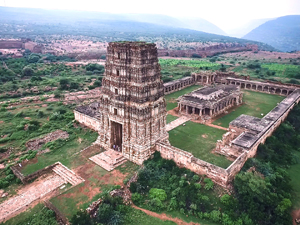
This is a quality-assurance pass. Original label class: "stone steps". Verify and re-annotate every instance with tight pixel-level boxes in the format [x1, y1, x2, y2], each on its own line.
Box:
[52, 163, 84, 186]
[89, 149, 127, 171]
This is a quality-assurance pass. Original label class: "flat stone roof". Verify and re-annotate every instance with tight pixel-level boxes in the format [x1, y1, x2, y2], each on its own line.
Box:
[232, 132, 258, 149]
[164, 77, 192, 87]
[232, 89, 300, 149]
[179, 85, 240, 106]
[75, 102, 100, 118]
[230, 114, 270, 133]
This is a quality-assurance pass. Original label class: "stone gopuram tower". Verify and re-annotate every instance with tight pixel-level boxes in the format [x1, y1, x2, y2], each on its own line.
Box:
[97, 42, 168, 164]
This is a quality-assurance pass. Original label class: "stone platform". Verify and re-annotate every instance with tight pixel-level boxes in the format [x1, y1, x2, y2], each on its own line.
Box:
[0, 174, 65, 223]
[89, 149, 127, 171]
[166, 116, 190, 131]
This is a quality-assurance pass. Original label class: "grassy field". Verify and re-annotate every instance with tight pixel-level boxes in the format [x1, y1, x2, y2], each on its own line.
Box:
[159, 58, 222, 82]
[166, 114, 178, 124]
[21, 129, 98, 175]
[126, 208, 176, 225]
[261, 63, 300, 78]
[165, 85, 201, 111]
[168, 121, 231, 168]
[288, 151, 300, 209]
[213, 90, 284, 128]
[2, 203, 54, 225]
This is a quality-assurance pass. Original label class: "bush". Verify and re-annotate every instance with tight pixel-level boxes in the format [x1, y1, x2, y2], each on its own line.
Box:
[131, 193, 143, 205]
[149, 188, 167, 201]
[204, 178, 214, 190]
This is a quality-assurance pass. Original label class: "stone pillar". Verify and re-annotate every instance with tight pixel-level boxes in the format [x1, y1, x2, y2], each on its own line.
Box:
[199, 109, 202, 116]
[192, 107, 195, 114]
[186, 106, 188, 114]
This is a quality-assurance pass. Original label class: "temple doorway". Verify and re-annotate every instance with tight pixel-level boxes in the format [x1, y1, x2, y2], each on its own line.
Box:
[111, 121, 122, 152]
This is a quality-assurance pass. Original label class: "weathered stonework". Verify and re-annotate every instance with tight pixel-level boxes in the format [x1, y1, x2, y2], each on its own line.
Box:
[75, 42, 168, 165]
[74, 41, 300, 188]
[226, 77, 295, 96]
[178, 85, 243, 120]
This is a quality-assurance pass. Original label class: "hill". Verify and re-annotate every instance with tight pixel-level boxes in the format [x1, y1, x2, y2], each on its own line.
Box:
[0, 7, 275, 51]
[228, 18, 275, 38]
[243, 15, 300, 52]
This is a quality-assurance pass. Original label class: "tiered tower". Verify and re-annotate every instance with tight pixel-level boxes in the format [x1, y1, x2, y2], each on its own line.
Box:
[98, 42, 168, 164]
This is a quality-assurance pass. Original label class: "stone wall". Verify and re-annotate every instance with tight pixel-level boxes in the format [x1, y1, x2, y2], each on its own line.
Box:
[74, 110, 100, 131]
[0, 40, 23, 49]
[44, 200, 69, 225]
[226, 77, 295, 96]
[11, 163, 59, 184]
[157, 44, 254, 58]
[156, 141, 229, 187]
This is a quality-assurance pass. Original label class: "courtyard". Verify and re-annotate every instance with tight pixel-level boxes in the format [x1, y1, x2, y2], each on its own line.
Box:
[212, 90, 285, 127]
[168, 121, 231, 168]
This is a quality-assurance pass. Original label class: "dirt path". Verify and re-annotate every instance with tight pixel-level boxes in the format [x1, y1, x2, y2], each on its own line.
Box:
[204, 122, 228, 131]
[292, 208, 300, 225]
[132, 204, 200, 225]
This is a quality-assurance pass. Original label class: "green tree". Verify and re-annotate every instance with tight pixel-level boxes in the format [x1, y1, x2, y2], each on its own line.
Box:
[22, 66, 34, 77]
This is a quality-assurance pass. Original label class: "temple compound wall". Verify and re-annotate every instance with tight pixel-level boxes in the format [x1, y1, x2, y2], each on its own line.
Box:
[226, 77, 295, 96]
[156, 89, 300, 187]
[163, 71, 249, 95]
[74, 42, 300, 187]
[164, 77, 194, 94]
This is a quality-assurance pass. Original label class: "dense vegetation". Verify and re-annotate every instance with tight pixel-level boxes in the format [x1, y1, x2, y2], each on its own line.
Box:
[0, 53, 104, 100]
[159, 58, 228, 82]
[128, 104, 300, 225]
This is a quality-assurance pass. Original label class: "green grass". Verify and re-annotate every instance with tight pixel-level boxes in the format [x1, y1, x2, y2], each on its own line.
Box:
[261, 63, 300, 78]
[159, 59, 220, 69]
[165, 85, 201, 111]
[168, 121, 231, 168]
[126, 208, 176, 225]
[2, 203, 53, 225]
[166, 211, 219, 225]
[166, 114, 178, 124]
[287, 151, 300, 209]
[21, 129, 98, 175]
[213, 90, 284, 128]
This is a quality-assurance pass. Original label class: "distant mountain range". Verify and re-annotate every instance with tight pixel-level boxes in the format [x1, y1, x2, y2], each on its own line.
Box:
[0, 7, 275, 51]
[227, 18, 275, 38]
[243, 15, 300, 52]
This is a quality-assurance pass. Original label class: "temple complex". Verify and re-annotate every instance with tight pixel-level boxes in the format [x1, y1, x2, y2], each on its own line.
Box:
[178, 85, 243, 120]
[74, 41, 300, 187]
[75, 42, 168, 165]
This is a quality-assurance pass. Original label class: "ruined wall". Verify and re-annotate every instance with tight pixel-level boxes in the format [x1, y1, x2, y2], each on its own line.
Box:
[158, 44, 254, 58]
[0, 40, 23, 49]
[156, 141, 229, 187]
[11, 163, 59, 184]
[74, 110, 100, 131]
[0, 39, 43, 53]
[44, 200, 69, 225]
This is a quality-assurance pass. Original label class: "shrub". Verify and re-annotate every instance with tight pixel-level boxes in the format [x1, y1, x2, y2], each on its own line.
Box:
[149, 188, 167, 201]
[204, 178, 214, 190]
[131, 193, 143, 205]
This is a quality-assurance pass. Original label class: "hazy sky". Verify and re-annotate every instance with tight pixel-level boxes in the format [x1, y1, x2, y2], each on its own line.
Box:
[1, 0, 300, 32]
